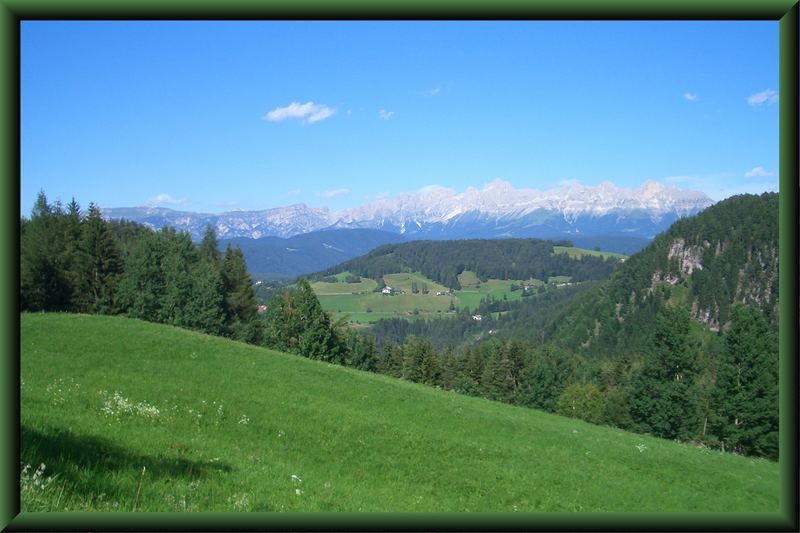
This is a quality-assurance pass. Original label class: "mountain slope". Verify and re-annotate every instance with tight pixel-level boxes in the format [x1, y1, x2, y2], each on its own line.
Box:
[221, 228, 406, 278]
[21, 313, 778, 513]
[547, 193, 778, 358]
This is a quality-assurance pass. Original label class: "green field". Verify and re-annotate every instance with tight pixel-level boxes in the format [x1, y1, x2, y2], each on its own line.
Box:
[310, 272, 378, 295]
[553, 246, 628, 260]
[314, 272, 457, 323]
[21, 313, 779, 513]
[314, 271, 556, 323]
[456, 272, 544, 310]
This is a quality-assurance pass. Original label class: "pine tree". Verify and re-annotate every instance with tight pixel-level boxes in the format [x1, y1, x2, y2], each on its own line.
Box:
[515, 346, 572, 411]
[715, 305, 778, 458]
[439, 346, 459, 390]
[263, 279, 342, 361]
[117, 230, 167, 321]
[198, 225, 221, 265]
[629, 306, 700, 441]
[222, 245, 261, 343]
[379, 343, 405, 378]
[81, 203, 122, 314]
[402, 336, 439, 385]
[183, 260, 227, 336]
[20, 191, 71, 311]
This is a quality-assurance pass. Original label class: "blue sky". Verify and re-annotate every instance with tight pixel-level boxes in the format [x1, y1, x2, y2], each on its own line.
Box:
[21, 21, 779, 215]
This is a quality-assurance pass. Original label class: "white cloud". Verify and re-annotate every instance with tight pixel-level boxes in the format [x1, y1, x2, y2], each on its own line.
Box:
[683, 92, 698, 102]
[263, 101, 336, 124]
[378, 109, 395, 120]
[744, 166, 774, 178]
[425, 87, 441, 96]
[747, 89, 778, 107]
[146, 193, 185, 207]
[285, 188, 301, 196]
[320, 188, 350, 198]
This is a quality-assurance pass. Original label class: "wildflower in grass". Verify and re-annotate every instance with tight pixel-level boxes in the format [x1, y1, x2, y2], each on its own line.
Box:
[238, 415, 249, 425]
[295, 489, 302, 496]
[46, 378, 80, 406]
[636, 443, 647, 453]
[20, 462, 57, 510]
[277, 430, 285, 438]
[291, 474, 302, 483]
[228, 492, 251, 511]
[98, 390, 160, 421]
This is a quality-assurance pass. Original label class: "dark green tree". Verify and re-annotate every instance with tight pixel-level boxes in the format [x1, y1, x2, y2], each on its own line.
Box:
[439, 346, 459, 390]
[80, 203, 122, 314]
[263, 279, 342, 362]
[20, 191, 71, 311]
[198, 225, 221, 265]
[516, 346, 573, 411]
[629, 306, 700, 441]
[402, 336, 439, 385]
[714, 305, 778, 458]
[222, 245, 262, 343]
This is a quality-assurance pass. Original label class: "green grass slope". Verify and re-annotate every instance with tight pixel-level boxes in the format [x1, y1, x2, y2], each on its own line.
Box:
[21, 314, 778, 512]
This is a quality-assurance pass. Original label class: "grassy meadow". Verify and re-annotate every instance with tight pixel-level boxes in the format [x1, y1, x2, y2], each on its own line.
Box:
[314, 272, 457, 324]
[20, 313, 779, 513]
[552, 246, 627, 260]
[313, 270, 563, 323]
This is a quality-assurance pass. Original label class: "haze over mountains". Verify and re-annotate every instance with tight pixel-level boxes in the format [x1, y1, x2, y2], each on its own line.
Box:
[102, 180, 714, 253]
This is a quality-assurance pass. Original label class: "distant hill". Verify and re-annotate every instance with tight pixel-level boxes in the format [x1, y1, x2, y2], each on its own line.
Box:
[220, 229, 406, 279]
[547, 193, 779, 358]
[315, 238, 623, 289]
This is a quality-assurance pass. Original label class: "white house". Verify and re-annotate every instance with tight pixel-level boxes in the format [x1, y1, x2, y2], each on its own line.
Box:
[381, 286, 393, 295]
[472, 314, 482, 321]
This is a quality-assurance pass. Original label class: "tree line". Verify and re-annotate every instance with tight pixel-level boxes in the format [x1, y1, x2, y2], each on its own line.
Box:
[21, 192, 262, 343]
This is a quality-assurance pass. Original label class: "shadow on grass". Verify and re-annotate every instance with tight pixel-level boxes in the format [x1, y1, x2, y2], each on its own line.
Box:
[21, 424, 233, 485]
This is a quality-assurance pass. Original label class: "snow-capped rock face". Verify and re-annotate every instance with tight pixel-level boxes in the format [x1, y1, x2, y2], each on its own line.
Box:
[102, 180, 713, 242]
[331, 179, 712, 232]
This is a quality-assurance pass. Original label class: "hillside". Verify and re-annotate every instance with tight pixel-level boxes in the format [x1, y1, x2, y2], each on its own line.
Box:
[20, 314, 778, 513]
[221, 228, 406, 279]
[316, 239, 622, 290]
[547, 193, 778, 358]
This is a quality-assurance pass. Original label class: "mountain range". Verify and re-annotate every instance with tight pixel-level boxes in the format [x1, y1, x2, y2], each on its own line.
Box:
[102, 180, 714, 255]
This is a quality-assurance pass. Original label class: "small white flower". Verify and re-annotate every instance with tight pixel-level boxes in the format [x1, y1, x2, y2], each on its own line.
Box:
[295, 488, 302, 496]
[291, 474, 302, 483]
[636, 443, 647, 453]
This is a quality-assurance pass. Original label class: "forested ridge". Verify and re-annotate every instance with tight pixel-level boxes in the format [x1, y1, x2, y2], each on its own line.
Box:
[546, 193, 779, 359]
[315, 238, 621, 289]
[20, 191, 779, 459]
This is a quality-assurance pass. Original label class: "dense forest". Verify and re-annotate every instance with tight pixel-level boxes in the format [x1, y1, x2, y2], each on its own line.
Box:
[315, 238, 621, 289]
[20, 192, 779, 460]
[368, 282, 596, 350]
[20, 193, 263, 344]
